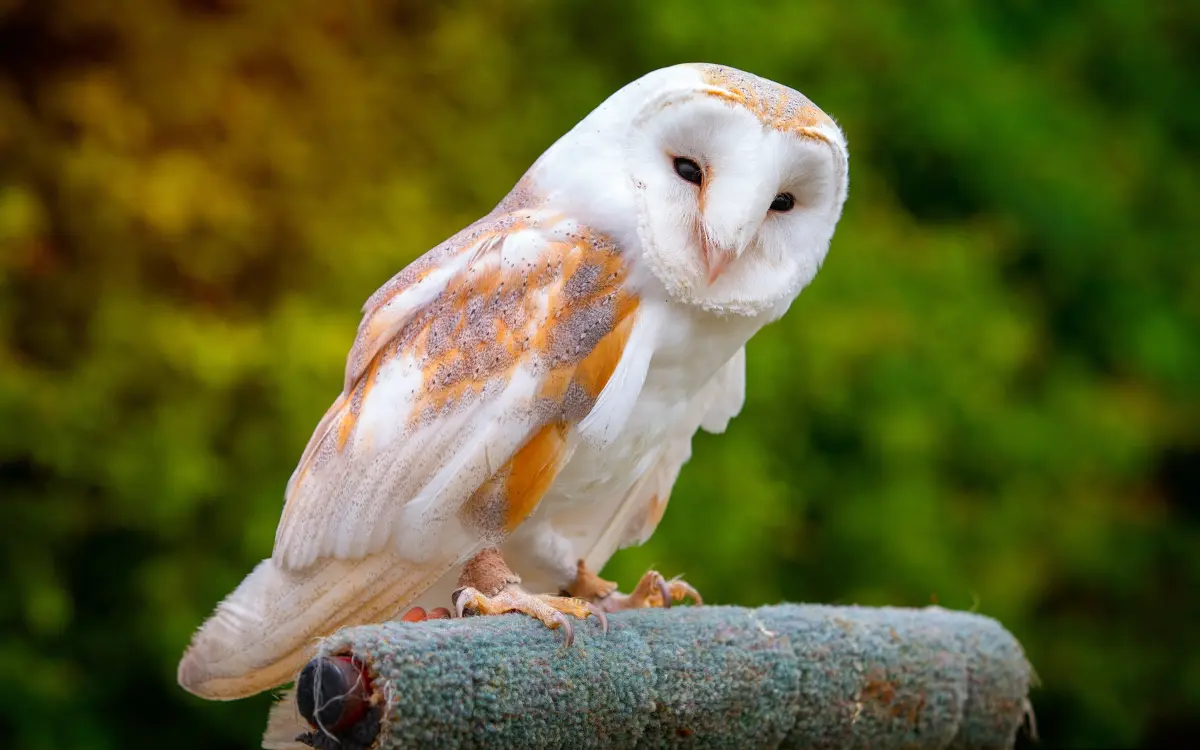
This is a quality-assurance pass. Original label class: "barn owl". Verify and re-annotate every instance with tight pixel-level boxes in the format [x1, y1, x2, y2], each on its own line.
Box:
[179, 62, 849, 700]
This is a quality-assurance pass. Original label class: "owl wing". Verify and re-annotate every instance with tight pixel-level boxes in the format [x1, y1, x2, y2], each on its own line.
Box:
[273, 209, 657, 571]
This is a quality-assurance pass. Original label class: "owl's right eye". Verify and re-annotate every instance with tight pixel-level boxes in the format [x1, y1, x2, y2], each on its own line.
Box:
[673, 157, 703, 186]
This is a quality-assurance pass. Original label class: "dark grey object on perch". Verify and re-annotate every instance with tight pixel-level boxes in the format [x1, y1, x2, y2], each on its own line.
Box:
[263, 603, 1033, 750]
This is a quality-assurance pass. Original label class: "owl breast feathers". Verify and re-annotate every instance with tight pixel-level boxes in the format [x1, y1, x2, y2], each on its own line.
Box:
[178, 62, 849, 701]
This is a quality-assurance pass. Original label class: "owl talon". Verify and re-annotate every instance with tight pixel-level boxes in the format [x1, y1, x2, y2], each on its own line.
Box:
[452, 586, 480, 619]
[555, 610, 575, 647]
[657, 576, 673, 609]
[587, 602, 609, 634]
[450, 584, 597, 646]
[585, 568, 703, 613]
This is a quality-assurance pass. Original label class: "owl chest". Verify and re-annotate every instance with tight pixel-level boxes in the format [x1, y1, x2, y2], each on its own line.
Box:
[551, 304, 759, 505]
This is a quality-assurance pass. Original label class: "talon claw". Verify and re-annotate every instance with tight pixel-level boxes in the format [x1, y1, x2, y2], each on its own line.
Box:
[657, 576, 673, 609]
[554, 611, 574, 647]
[587, 602, 609, 634]
[453, 588, 472, 618]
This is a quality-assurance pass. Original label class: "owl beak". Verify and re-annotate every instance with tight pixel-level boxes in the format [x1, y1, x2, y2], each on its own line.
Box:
[704, 242, 737, 285]
[700, 186, 762, 285]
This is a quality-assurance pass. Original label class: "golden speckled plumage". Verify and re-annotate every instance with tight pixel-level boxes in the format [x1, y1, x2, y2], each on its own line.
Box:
[699, 64, 835, 140]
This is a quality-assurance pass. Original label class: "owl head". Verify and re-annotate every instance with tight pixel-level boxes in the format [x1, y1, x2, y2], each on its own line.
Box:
[531, 63, 849, 318]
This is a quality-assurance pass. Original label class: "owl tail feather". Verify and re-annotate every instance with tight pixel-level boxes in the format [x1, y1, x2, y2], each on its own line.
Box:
[178, 552, 440, 700]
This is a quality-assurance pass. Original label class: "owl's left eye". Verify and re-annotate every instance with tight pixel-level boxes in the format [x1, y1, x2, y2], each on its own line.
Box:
[770, 193, 795, 212]
[673, 157, 703, 186]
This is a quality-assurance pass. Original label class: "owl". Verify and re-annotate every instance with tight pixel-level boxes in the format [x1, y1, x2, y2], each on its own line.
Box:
[179, 62, 849, 700]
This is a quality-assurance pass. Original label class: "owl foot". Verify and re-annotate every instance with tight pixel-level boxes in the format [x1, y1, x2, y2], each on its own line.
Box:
[450, 547, 604, 646]
[452, 587, 605, 646]
[567, 560, 702, 612]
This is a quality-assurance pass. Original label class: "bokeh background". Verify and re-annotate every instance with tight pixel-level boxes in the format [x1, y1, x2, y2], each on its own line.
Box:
[1, 1, 1197, 748]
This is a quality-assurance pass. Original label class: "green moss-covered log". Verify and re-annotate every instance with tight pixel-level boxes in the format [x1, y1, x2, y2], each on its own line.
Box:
[264, 604, 1033, 750]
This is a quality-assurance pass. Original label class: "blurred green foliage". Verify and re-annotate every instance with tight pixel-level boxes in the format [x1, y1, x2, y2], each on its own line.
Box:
[0, 1, 1196, 748]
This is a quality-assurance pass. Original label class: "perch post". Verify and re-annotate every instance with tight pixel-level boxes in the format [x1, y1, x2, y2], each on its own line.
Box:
[264, 603, 1034, 750]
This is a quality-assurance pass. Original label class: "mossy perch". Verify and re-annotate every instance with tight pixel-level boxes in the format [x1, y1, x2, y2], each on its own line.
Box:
[263, 603, 1034, 750]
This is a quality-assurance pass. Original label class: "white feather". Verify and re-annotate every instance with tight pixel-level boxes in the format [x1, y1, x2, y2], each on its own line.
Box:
[699, 346, 746, 434]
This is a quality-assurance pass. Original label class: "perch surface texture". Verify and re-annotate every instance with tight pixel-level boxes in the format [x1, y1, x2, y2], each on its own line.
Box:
[264, 603, 1033, 750]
